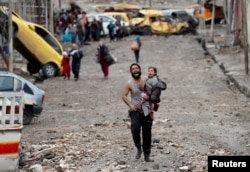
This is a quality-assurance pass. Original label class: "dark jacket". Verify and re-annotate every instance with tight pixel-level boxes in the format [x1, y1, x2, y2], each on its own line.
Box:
[96, 45, 109, 63]
[69, 49, 83, 64]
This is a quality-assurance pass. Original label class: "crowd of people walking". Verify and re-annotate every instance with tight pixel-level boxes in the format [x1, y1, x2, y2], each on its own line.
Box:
[55, 2, 128, 47]
[56, 2, 135, 81]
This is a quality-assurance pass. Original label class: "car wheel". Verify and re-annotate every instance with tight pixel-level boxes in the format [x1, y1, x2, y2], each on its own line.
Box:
[23, 107, 33, 125]
[42, 63, 57, 78]
[142, 27, 152, 35]
[27, 62, 41, 74]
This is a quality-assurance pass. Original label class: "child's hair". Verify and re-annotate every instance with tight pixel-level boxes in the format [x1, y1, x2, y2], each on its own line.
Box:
[148, 66, 157, 75]
[145, 67, 158, 91]
[63, 51, 68, 57]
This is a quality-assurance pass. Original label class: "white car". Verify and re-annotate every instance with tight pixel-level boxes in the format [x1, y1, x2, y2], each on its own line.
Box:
[86, 13, 130, 35]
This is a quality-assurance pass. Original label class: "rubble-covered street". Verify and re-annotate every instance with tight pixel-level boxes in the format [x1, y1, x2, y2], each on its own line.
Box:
[18, 33, 250, 171]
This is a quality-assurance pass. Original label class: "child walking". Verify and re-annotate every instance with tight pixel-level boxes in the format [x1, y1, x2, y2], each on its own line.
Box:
[61, 51, 71, 79]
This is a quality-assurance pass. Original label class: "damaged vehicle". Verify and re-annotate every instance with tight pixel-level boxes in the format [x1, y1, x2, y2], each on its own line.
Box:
[187, 0, 225, 24]
[0, 6, 63, 78]
[130, 9, 190, 35]
[95, 3, 141, 13]
[161, 9, 199, 34]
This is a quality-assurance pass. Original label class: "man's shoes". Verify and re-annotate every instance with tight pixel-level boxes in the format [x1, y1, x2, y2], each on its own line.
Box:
[144, 155, 154, 162]
[135, 150, 142, 159]
[135, 144, 142, 159]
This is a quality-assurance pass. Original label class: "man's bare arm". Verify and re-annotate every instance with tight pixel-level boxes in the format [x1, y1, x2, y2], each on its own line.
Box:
[122, 82, 136, 111]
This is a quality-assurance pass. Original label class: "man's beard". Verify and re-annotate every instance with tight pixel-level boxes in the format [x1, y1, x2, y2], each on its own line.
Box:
[131, 71, 141, 80]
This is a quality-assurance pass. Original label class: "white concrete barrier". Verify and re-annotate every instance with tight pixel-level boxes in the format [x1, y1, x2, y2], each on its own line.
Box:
[0, 92, 24, 172]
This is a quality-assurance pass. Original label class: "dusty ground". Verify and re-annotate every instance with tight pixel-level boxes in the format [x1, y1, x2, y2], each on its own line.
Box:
[16, 32, 250, 172]
[8, 0, 249, 171]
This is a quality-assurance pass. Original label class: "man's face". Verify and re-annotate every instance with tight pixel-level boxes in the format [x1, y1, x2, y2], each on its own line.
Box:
[131, 65, 141, 79]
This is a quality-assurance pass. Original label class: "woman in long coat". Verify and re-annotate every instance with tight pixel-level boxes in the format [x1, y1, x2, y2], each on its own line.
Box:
[96, 41, 110, 79]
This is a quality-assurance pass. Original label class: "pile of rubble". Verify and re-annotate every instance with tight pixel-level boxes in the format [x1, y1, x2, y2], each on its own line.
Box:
[19, 118, 234, 172]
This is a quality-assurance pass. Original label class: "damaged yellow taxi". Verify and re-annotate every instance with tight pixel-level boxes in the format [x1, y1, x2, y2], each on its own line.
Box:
[130, 9, 191, 35]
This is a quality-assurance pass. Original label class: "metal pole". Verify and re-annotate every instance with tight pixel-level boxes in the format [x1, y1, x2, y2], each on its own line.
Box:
[242, 0, 249, 75]
[8, 0, 13, 72]
[227, 0, 231, 34]
[210, 0, 215, 41]
[45, 0, 48, 28]
[198, 0, 206, 36]
[50, 0, 54, 34]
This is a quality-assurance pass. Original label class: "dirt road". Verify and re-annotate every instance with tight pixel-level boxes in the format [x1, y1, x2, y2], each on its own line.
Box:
[18, 34, 250, 172]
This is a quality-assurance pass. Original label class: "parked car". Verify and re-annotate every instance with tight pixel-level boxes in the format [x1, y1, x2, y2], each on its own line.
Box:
[86, 13, 130, 36]
[129, 9, 164, 35]
[0, 71, 45, 125]
[0, 6, 63, 78]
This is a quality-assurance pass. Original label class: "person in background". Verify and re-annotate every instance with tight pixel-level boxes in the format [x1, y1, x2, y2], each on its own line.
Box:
[69, 43, 83, 81]
[84, 16, 91, 43]
[115, 16, 122, 41]
[96, 40, 110, 79]
[107, 21, 116, 42]
[79, 11, 87, 42]
[98, 18, 105, 37]
[58, 10, 67, 35]
[122, 63, 154, 162]
[90, 18, 101, 41]
[72, 23, 85, 47]
[0, 45, 9, 68]
[134, 35, 142, 63]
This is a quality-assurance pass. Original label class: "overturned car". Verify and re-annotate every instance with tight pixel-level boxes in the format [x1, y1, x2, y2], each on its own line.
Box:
[0, 6, 63, 78]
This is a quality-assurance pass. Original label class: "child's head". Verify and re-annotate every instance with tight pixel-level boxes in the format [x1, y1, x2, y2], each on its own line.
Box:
[148, 66, 157, 78]
[144, 66, 158, 93]
[63, 51, 68, 58]
[98, 40, 104, 47]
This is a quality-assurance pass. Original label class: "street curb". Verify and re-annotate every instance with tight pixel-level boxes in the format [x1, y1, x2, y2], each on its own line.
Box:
[198, 38, 250, 98]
